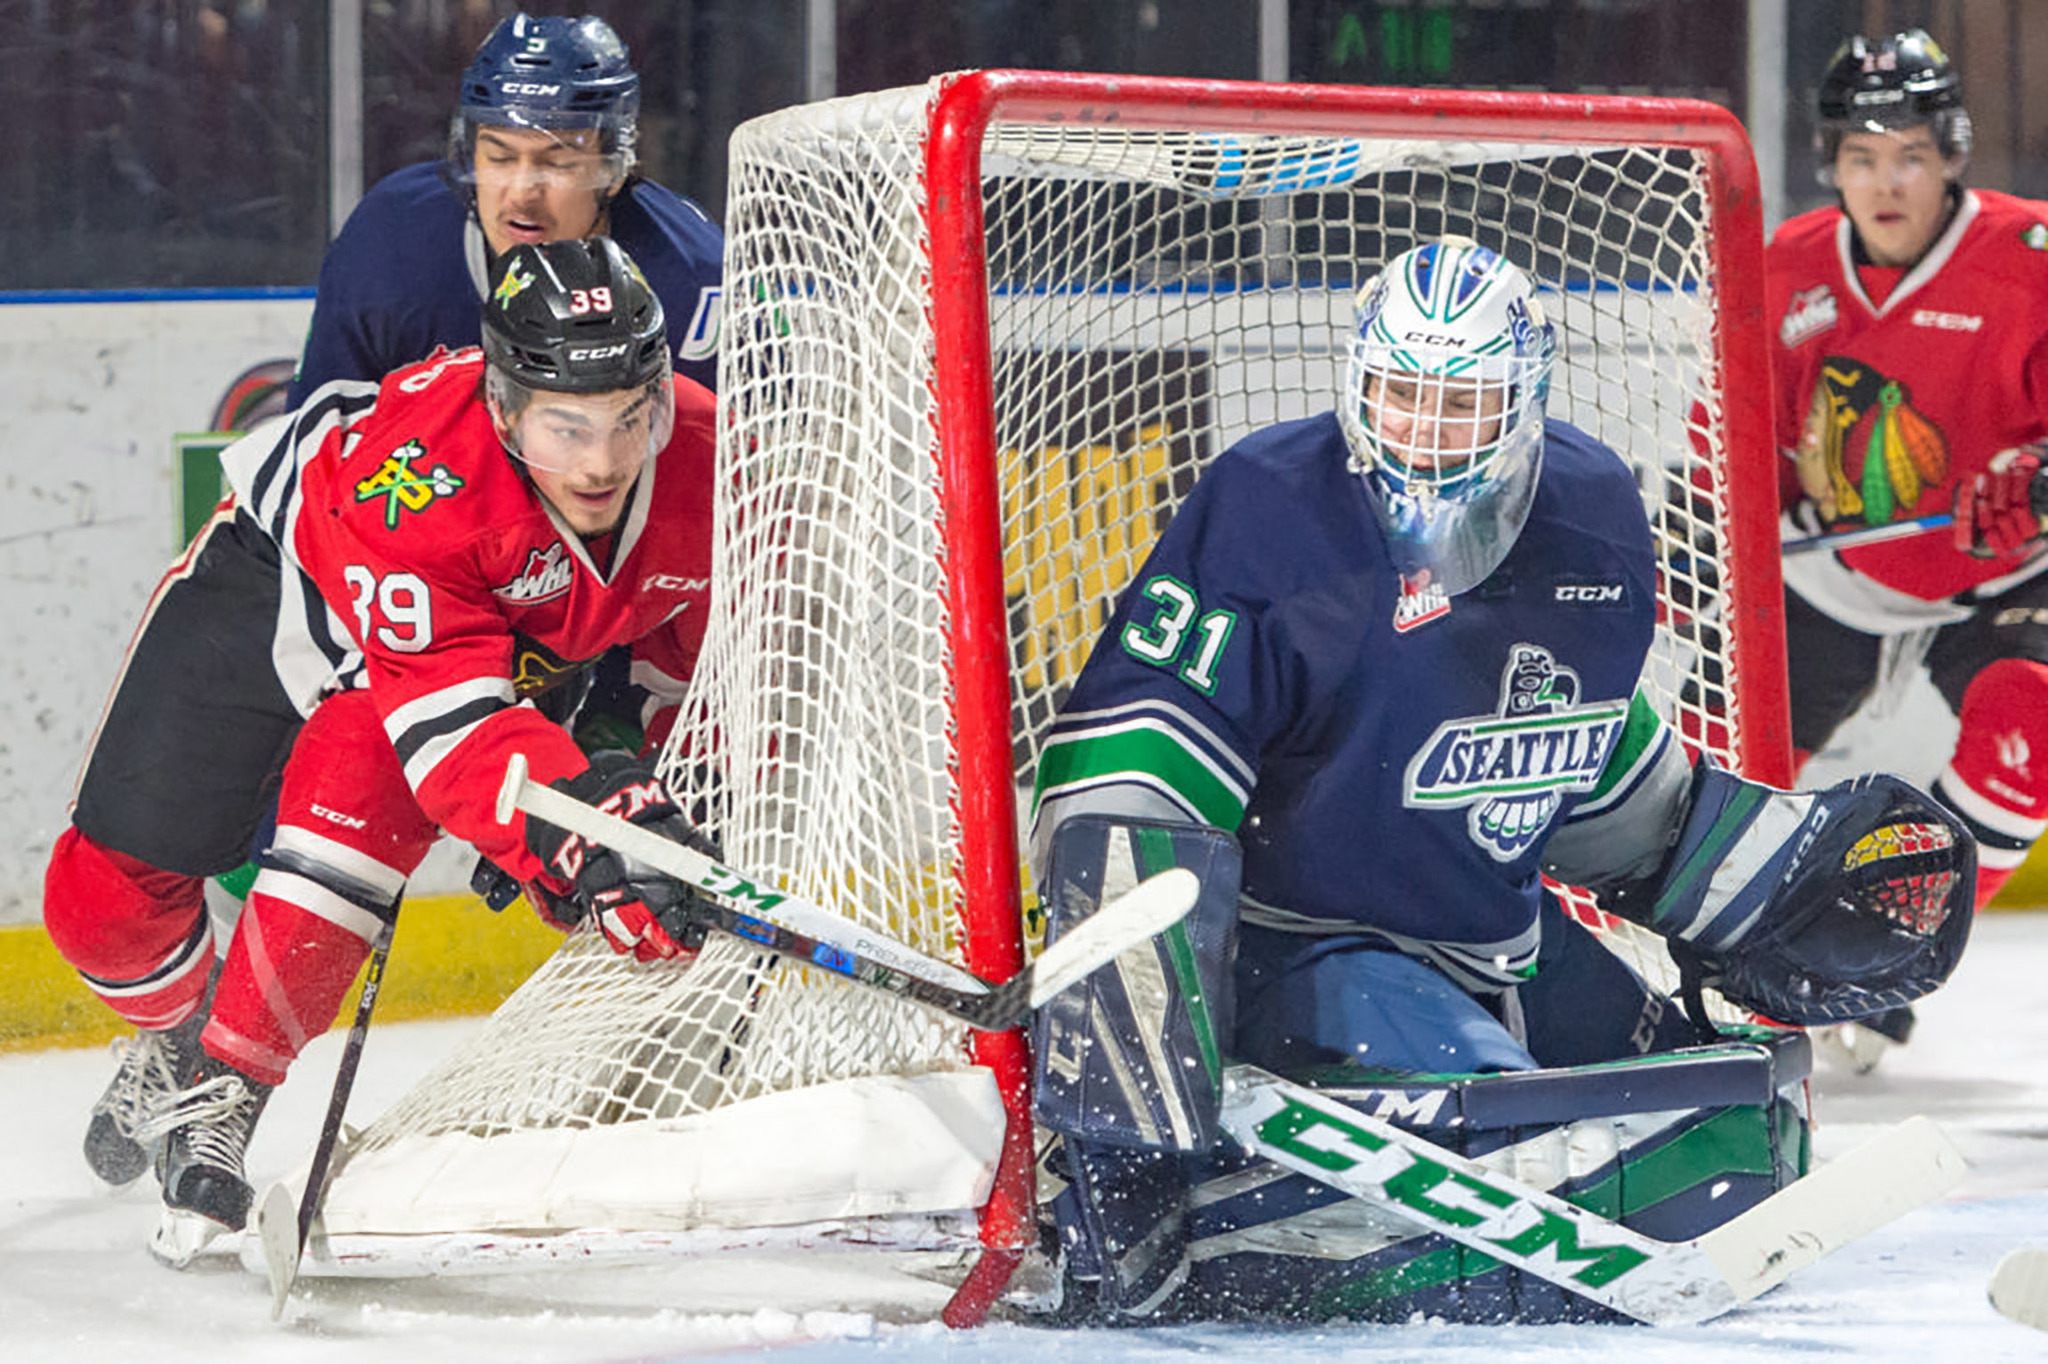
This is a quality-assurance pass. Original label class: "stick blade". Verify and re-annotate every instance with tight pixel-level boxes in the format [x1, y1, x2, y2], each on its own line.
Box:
[1699, 1114, 1967, 1304]
[1991, 1247, 2048, 1332]
[1027, 867, 1199, 1008]
[255, 1181, 303, 1321]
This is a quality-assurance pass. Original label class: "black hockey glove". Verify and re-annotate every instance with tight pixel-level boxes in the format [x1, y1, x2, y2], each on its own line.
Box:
[522, 752, 714, 963]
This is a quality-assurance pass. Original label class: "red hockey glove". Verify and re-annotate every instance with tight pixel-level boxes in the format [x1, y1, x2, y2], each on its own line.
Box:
[523, 752, 713, 963]
[1953, 446, 2048, 559]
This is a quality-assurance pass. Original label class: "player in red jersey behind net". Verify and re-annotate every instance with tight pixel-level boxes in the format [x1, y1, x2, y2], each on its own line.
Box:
[1768, 29, 2048, 1058]
[43, 237, 719, 1264]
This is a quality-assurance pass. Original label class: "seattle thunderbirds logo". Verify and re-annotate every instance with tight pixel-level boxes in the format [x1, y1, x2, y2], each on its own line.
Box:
[1402, 645, 1628, 861]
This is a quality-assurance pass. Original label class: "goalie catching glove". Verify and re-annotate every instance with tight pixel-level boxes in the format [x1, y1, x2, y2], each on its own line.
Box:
[1595, 766, 1974, 1024]
[522, 752, 714, 963]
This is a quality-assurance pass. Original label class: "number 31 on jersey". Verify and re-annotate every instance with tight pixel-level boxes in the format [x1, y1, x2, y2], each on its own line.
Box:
[1120, 575, 1235, 695]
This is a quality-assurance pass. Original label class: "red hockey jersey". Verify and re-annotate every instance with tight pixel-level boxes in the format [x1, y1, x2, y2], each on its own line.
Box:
[223, 345, 715, 881]
[1767, 188, 2048, 604]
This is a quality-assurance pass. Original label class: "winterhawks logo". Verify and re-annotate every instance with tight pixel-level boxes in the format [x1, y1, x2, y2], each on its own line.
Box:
[494, 542, 574, 604]
[1402, 644, 1627, 861]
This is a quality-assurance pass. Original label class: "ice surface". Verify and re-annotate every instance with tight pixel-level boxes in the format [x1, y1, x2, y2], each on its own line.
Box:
[4, 913, 2046, 1362]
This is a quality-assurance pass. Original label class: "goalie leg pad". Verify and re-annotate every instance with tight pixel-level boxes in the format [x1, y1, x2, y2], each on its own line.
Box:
[1047, 1140, 1193, 1322]
[1032, 815, 1242, 1153]
[1181, 1036, 1812, 1324]
[1518, 894, 1704, 1065]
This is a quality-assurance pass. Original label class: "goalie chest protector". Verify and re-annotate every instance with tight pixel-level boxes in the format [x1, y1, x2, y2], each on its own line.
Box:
[1042, 412, 1657, 956]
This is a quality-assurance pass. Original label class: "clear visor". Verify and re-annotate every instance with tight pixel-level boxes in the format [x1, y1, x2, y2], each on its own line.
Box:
[1340, 346, 1548, 595]
[489, 367, 675, 476]
[451, 113, 630, 192]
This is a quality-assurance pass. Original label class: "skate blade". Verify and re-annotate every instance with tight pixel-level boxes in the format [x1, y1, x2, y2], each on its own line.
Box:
[1812, 1022, 1891, 1075]
[254, 1183, 302, 1319]
[149, 1206, 231, 1269]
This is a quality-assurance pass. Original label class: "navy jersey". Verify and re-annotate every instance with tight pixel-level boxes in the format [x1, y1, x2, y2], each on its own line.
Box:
[1031, 412, 1657, 988]
[288, 162, 723, 406]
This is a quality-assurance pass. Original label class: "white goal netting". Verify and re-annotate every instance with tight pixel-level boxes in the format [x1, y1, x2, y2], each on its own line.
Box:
[322, 73, 1782, 1265]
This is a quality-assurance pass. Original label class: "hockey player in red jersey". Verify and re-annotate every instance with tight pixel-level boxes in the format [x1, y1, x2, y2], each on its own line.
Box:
[43, 237, 718, 1263]
[1769, 29, 2048, 1054]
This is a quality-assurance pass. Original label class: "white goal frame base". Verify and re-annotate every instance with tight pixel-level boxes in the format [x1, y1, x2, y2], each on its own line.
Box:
[272, 1070, 1001, 1270]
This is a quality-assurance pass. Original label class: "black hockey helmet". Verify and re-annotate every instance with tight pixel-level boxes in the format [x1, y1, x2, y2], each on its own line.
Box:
[448, 13, 639, 194]
[481, 237, 668, 394]
[1815, 29, 1971, 182]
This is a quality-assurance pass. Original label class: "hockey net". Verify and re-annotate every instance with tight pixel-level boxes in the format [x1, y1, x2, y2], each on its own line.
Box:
[313, 72, 1786, 1306]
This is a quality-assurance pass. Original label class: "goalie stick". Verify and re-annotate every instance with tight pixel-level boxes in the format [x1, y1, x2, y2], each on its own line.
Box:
[1219, 1064, 1967, 1326]
[1991, 1246, 2048, 1332]
[256, 915, 396, 1320]
[496, 755, 1199, 1032]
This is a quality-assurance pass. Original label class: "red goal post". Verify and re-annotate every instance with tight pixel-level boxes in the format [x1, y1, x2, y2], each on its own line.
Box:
[310, 70, 1790, 1325]
[919, 68, 1790, 1292]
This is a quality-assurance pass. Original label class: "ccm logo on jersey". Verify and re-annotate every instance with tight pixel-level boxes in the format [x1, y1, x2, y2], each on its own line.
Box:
[642, 572, 709, 594]
[1910, 309, 1982, 332]
[1553, 581, 1627, 606]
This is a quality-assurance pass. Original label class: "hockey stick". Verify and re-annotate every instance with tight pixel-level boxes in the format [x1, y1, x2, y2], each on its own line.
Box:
[1219, 1064, 1967, 1326]
[496, 755, 1199, 1032]
[1782, 513, 1953, 556]
[1991, 1246, 2048, 1331]
[257, 915, 396, 1320]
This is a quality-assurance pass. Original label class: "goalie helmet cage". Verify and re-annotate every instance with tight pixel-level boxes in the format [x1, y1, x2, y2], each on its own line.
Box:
[317, 71, 1788, 1325]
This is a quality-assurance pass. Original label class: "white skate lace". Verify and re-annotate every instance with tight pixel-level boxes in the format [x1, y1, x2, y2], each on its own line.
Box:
[92, 1032, 185, 1136]
[135, 1074, 260, 1177]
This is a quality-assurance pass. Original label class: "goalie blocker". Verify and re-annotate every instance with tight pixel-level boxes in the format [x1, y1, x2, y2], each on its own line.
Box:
[1029, 777, 1971, 1325]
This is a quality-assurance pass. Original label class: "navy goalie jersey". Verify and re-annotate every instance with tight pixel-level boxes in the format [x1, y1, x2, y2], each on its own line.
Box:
[288, 162, 724, 406]
[1031, 411, 1657, 987]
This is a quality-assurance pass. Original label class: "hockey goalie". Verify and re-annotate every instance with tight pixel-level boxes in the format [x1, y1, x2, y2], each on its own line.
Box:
[1021, 239, 1974, 1325]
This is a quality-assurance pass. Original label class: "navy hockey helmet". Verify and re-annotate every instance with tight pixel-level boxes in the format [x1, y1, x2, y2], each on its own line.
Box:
[482, 238, 673, 466]
[1815, 29, 1971, 183]
[449, 13, 640, 191]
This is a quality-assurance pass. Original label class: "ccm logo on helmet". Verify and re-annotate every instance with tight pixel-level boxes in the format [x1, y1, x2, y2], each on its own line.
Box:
[501, 82, 562, 96]
[568, 343, 631, 362]
[1400, 331, 1468, 348]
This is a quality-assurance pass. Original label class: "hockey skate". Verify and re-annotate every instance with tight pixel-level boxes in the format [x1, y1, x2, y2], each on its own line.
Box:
[1813, 1004, 1916, 1075]
[83, 1010, 206, 1186]
[140, 1055, 274, 1268]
